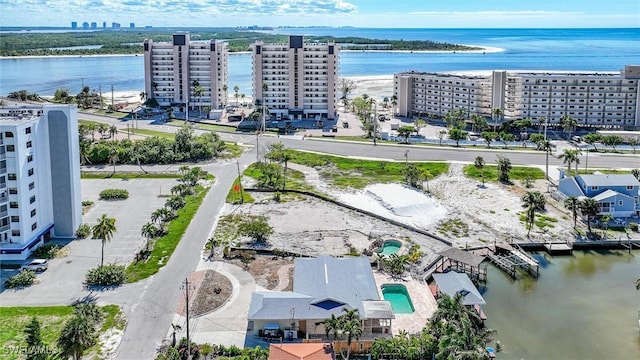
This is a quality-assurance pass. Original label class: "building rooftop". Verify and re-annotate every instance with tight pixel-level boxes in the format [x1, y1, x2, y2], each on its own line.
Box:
[268, 343, 333, 360]
[432, 272, 486, 306]
[578, 174, 640, 187]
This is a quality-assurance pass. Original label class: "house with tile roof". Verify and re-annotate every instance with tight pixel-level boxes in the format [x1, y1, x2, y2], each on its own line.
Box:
[248, 256, 394, 341]
[268, 343, 334, 360]
[558, 174, 640, 218]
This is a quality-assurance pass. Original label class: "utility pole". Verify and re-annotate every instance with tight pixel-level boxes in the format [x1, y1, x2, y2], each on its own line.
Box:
[256, 131, 260, 162]
[404, 150, 409, 164]
[372, 100, 377, 146]
[111, 85, 114, 110]
[98, 84, 103, 110]
[181, 278, 195, 359]
[237, 160, 244, 204]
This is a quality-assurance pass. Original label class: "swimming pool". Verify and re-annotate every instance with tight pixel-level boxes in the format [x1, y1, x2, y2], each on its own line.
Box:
[381, 284, 415, 314]
[377, 240, 402, 256]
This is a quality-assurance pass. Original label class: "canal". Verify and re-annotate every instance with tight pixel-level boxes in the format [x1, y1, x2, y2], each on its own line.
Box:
[482, 249, 640, 359]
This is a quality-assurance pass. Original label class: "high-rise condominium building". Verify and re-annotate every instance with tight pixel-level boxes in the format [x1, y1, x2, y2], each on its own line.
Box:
[144, 33, 228, 110]
[394, 65, 640, 128]
[252, 35, 339, 121]
[0, 105, 82, 261]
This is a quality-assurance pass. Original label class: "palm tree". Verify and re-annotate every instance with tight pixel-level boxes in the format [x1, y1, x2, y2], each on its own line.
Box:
[339, 308, 363, 360]
[140, 222, 157, 251]
[222, 84, 228, 107]
[57, 315, 97, 360]
[108, 146, 119, 175]
[92, 214, 117, 267]
[193, 84, 204, 115]
[322, 314, 341, 340]
[139, 91, 146, 103]
[170, 323, 182, 347]
[261, 82, 269, 132]
[108, 125, 118, 140]
[474, 156, 485, 186]
[233, 85, 240, 106]
[522, 191, 545, 236]
[496, 155, 512, 183]
[558, 149, 578, 175]
[600, 213, 613, 239]
[560, 114, 577, 139]
[580, 198, 600, 234]
[564, 196, 580, 228]
[492, 107, 503, 130]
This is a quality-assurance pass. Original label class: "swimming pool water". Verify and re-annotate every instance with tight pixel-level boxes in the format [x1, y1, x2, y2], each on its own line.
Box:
[377, 240, 402, 256]
[381, 284, 415, 314]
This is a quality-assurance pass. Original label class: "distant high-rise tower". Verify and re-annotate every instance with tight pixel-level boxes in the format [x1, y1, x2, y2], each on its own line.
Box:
[252, 35, 339, 121]
[103, 22, 107, 29]
[71, 22, 77, 29]
[130, 23, 135, 29]
[144, 33, 229, 110]
[0, 105, 82, 261]
[112, 22, 120, 29]
[82, 22, 89, 30]
[90, 22, 97, 29]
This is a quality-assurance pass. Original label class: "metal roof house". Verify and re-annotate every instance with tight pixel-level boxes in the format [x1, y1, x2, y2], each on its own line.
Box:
[558, 174, 640, 218]
[248, 256, 394, 341]
[432, 272, 486, 306]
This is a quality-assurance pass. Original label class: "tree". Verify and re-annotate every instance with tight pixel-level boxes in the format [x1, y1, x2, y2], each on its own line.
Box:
[238, 215, 273, 243]
[233, 85, 239, 106]
[481, 131, 496, 148]
[322, 314, 341, 340]
[580, 198, 600, 234]
[24, 317, 46, 360]
[92, 214, 117, 267]
[398, 126, 414, 143]
[337, 77, 357, 110]
[108, 125, 118, 141]
[560, 114, 577, 139]
[628, 138, 639, 153]
[602, 135, 623, 151]
[632, 169, 640, 181]
[474, 156, 485, 186]
[139, 91, 146, 103]
[539, 139, 553, 181]
[600, 213, 613, 238]
[108, 145, 119, 174]
[496, 155, 512, 183]
[222, 84, 228, 106]
[141, 222, 157, 251]
[558, 148, 580, 175]
[193, 84, 205, 115]
[522, 191, 545, 236]
[402, 164, 424, 188]
[583, 133, 602, 151]
[437, 130, 447, 146]
[339, 308, 363, 360]
[492, 107, 503, 128]
[414, 118, 427, 135]
[57, 315, 97, 360]
[498, 131, 515, 148]
[564, 196, 580, 229]
[448, 127, 468, 147]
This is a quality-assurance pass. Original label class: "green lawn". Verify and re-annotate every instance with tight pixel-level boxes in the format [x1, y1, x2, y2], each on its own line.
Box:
[125, 128, 175, 139]
[286, 150, 449, 189]
[226, 177, 255, 204]
[463, 164, 545, 181]
[125, 186, 210, 282]
[0, 305, 123, 360]
[81, 172, 182, 179]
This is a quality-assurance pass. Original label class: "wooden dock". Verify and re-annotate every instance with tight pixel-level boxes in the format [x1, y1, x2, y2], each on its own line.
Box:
[486, 253, 517, 278]
[544, 242, 573, 254]
[487, 243, 540, 278]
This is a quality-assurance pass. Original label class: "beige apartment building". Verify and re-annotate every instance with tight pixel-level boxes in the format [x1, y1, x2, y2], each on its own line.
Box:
[394, 65, 640, 129]
[252, 35, 339, 121]
[144, 33, 228, 110]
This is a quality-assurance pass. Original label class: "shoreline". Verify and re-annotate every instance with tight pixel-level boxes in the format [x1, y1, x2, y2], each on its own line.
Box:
[0, 44, 503, 60]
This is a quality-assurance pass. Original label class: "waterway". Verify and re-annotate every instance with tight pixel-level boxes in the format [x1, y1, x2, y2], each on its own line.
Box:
[482, 249, 640, 359]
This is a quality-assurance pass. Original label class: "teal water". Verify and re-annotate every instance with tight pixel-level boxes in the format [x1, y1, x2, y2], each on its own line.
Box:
[482, 250, 640, 360]
[377, 240, 402, 256]
[382, 284, 415, 314]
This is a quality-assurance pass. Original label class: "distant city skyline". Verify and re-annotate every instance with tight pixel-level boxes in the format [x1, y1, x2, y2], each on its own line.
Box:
[0, 0, 639, 28]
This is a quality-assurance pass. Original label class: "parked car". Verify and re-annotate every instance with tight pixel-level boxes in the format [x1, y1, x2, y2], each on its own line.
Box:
[613, 218, 626, 226]
[21, 259, 48, 272]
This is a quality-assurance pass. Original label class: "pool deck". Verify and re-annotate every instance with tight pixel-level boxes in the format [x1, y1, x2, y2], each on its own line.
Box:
[373, 270, 437, 335]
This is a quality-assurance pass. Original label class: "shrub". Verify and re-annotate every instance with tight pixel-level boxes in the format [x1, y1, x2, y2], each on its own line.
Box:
[99, 188, 129, 200]
[85, 264, 126, 286]
[629, 222, 638, 232]
[76, 224, 91, 239]
[82, 200, 94, 207]
[31, 243, 61, 259]
[4, 270, 36, 288]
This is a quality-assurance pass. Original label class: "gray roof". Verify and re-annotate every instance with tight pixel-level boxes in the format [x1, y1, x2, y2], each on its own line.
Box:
[578, 174, 640, 187]
[248, 291, 349, 320]
[592, 189, 633, 201]
[362, 300, 395, 320]
[293, 256, 381, 314]
[438, 247, 485, 268]
[432, 272, 486, 306]
[559, 177, 586, 197]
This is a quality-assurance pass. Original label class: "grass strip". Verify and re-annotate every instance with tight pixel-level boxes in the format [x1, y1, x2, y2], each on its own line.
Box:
[226, 177, 255, 204]
[125, 186, 210, 282]
[463, 164, 545, 181]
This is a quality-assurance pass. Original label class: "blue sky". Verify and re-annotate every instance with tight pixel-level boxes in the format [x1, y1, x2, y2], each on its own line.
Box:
[1, 0, 638, 28]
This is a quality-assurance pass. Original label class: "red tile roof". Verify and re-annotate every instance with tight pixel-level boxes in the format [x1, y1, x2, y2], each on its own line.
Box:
[268, 343, 333, 360]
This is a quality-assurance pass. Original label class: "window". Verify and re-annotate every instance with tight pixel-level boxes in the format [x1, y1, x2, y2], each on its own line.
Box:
[25, 127, 31, 134]
[627, 186, 634, 190]
[27, 154, 33, 163]
[30, 209, 36, 217]
[8, 188, 17, 195]
[9, 202, 18, 209]
[28, 169, 34, 176]
[29, 195, 35, 204]
[31, 223, 37, 231]
[4, 132, 13, 138]
[26, 141, 32, 148]
[8, 174, 16, 181]
[591, 186, 598, 191]
[11, 216, 19, 223]
[6, 145, 14, 152]
[619, 200, 623, 206]
[29, 182, 34, 190]
[11, 230, 20, 237]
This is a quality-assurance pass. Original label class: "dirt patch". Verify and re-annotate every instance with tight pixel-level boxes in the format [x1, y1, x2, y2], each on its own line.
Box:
[191, 270, 233, 317]
[228, 256, 293, 290]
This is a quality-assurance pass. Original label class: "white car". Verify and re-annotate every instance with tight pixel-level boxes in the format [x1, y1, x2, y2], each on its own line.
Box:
[613, 218, 626, 226]
[21, 259, 49, 272]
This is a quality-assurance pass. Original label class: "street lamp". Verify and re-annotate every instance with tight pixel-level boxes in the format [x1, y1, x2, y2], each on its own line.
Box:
[180, 277, 195, 359]
[404, 150, 409, 164]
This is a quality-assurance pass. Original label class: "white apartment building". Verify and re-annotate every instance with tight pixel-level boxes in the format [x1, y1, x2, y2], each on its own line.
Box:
[0, 105, 82, 261]
[252, 35, 339, 121]
[144, 33, 228, 110]
[395, 65, 640, 129]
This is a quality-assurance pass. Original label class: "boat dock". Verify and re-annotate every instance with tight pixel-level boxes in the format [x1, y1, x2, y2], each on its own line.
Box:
[484, 243, 540, 278]
[544, 241, 573, 254]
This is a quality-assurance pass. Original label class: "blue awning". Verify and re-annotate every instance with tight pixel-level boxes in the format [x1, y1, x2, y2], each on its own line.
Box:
[264, 323, 280, 330]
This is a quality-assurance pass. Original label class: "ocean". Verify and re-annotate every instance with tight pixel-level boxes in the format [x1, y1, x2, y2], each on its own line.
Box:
[1, 28, 638, 96]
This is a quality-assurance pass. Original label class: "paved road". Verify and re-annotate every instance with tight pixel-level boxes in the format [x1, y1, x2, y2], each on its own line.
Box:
[79, 112, 637, 170]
